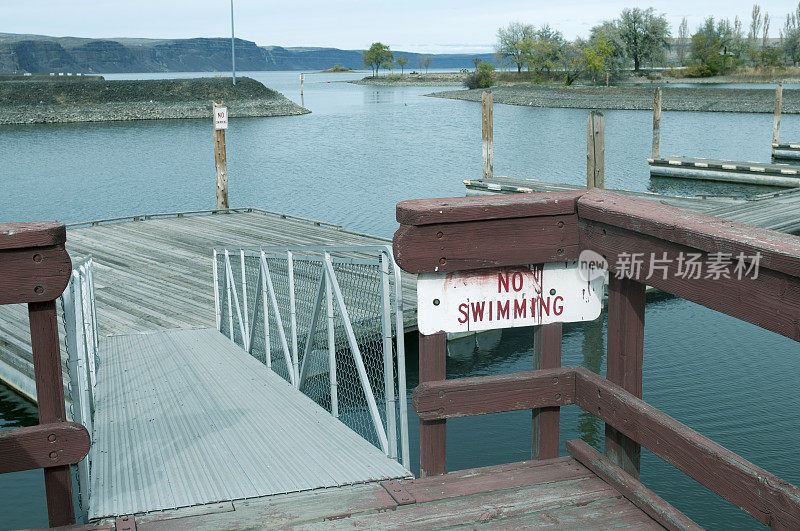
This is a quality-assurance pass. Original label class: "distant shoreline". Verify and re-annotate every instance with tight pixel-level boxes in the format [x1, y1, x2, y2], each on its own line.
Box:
[427, 84, 800, 114]
[0, 77, 309, 124]
[349, 72, 466, 86]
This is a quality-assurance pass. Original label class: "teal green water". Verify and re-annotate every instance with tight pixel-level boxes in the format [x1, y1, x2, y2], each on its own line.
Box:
[1, 72, 799, 529]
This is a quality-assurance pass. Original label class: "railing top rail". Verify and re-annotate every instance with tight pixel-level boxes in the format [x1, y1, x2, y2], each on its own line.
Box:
[394, 189, 800, 342]
[215, 244, 393, 255]
[63, 207, 392, 243]
[215, 245, 398, 269]
[578, 189, 800, 278]
[0, 221, 66, 250]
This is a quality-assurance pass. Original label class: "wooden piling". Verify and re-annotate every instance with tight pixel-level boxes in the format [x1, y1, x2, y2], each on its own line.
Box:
[587, 111, 604, 189]
[300, 73, 304, 96]
[482, 91, 493, 180]
[652, 87, 662, 159]
[213, 103, 229, 210]
[773, 84, 783, 146]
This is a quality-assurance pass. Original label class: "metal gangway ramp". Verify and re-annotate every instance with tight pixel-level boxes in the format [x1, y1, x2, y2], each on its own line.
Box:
[61, 247, 410, 521]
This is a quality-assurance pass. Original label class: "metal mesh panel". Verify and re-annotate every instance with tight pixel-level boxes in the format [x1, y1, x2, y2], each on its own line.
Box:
[213, 246, 407, 465]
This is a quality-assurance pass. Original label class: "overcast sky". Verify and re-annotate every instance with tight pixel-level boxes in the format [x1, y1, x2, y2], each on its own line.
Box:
[2, 1, 796, 53]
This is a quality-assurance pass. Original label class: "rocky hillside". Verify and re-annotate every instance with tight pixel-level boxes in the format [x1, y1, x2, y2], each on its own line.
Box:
[0, 33, 495, 73]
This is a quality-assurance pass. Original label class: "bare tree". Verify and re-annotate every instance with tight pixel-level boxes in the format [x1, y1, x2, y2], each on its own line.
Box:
[677, 17, 689, 64]
[421, 55, 433, 73]
[763, 12, 771, 49]
[749, 4, 763, 44]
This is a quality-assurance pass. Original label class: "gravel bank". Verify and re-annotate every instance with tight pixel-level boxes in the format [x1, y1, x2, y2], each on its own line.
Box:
[350, 73, 465, 86]
[428, 84, 800, 113]
[0, 76, 309, 124]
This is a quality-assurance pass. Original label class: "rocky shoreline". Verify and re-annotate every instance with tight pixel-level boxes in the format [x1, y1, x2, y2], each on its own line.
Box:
[428, 84, 799, 113]
[0, 76, 309, 124]
[2, 99, 308, 125]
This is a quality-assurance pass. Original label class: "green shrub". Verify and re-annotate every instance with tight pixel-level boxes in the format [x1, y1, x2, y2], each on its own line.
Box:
[464, 63, 495, 89]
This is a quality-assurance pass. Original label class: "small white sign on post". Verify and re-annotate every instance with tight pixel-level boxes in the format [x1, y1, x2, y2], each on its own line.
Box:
[417, 261, 603, 335]
[214, 106, 229, 130]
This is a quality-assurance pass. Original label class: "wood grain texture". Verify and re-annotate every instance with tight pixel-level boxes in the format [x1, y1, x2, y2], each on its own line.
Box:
[482, 90, 493, 180]
[418, 332, 446, 477]
[386, 457, 590, 505]
[605, 275, 645, 478]
[532, 324, 562, 460]
[395, 191, 582, 226]
[0, 221, 66, 250]
[566, 439, 701, 531]
[578, 189, 800, 278]
[652, 87, 662, 159]
[393, 214, 579, 274]
[29, 300, 75, 526]
[412, 367, 574, 421]
[579, 220, 800, 342]
[0, 245, 72, 305]
[0, 422, 90, 473]
[587, 111, 604, 189]
[774, 84, 783, 145]
[574, 367, 800, 529]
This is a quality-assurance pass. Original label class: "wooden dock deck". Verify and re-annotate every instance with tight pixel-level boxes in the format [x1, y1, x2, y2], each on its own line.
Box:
[0, 208, 417, 403]
[90, 328, 410, 520]
[464, 176, 800, 234]
[103, 455, 681, 529]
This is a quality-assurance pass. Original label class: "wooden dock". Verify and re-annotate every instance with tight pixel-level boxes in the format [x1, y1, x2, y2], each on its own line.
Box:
[0, 208, 418, 403]
[114, 454, 679, 529]
[464, 176, 800, 234]
[648, 156, 800, 187]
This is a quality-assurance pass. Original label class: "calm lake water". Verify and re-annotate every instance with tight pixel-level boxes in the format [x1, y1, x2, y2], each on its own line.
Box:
[2, 71, 799, 530]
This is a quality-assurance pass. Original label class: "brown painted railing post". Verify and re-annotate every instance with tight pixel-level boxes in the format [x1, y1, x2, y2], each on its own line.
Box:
[29, 300, 75, 526]
[532, 323, 562, 460]
[419, 332, 446, 477]
[604, 275, 646, 478]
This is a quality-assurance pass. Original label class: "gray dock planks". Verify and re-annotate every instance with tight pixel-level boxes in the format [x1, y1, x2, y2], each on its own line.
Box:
[0, 210, 418, 403]
[90, 328, 410, 519]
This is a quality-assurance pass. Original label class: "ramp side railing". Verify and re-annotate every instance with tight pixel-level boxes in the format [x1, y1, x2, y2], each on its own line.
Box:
[60, 256, 99, 521]
[213, 245, 409, 469]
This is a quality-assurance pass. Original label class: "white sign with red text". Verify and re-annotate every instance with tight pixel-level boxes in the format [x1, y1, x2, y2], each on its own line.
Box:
[214, 106, 228, 130]
[417, 261, 603, 335]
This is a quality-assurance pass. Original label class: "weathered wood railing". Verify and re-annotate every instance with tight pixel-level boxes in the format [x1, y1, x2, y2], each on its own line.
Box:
[393, 189, 800, 529]
[0, 222, 90, 527]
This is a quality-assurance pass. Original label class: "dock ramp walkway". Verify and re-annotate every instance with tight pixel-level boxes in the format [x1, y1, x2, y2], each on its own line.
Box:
[59, 244, 411, 521]
[89, 328, 410, 520]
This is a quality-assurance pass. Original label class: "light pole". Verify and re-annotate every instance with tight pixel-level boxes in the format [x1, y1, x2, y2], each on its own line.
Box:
[230, 0, 236, 85]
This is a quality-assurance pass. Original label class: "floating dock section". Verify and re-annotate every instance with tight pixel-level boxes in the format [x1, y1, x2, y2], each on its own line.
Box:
[773, 142, 800, 162]
[648, 156, 800, 187]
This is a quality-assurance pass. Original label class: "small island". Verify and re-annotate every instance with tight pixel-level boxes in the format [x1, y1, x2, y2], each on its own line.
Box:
[319, 65, 353, 73]
[0, 76, 309, 125]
